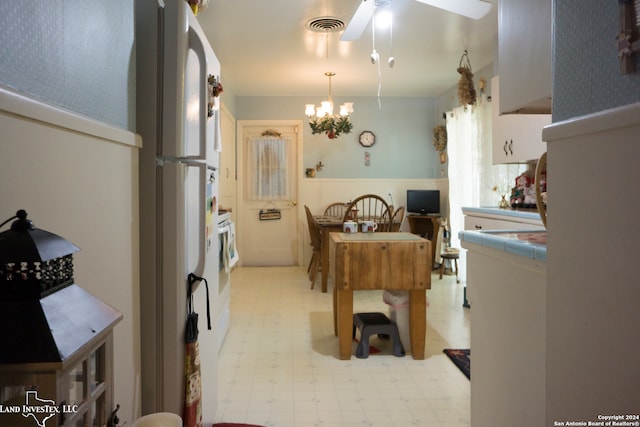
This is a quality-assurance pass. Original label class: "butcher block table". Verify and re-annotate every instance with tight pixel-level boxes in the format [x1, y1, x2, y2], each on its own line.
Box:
[329, 232, 431, 360]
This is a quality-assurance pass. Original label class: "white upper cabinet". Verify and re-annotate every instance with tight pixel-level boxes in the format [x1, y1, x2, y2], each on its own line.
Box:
[492, 77, 550, 164]
[498, 0, 552, 113]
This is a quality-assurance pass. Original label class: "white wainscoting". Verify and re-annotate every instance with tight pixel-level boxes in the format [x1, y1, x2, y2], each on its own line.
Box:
[0, 87, 142, 423]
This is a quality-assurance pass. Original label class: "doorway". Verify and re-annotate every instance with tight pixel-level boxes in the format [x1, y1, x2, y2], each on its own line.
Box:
[237, 120, 302, 266]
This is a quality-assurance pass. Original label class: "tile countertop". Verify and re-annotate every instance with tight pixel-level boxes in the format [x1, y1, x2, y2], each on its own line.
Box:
[458, 229, 547, 261]
[462, 206, 542, 221]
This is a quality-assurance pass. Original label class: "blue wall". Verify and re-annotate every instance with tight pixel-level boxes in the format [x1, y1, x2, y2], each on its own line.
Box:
[553, 1, 640, 121]
[237, 95, 442, 179]
[0, 0, 135, 131]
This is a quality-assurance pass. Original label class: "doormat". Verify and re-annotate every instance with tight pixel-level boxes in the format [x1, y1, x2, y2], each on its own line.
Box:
[443, 349, 470, 379]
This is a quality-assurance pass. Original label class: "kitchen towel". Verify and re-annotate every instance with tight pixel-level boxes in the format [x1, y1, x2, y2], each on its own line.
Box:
[223, 221, 239, 273]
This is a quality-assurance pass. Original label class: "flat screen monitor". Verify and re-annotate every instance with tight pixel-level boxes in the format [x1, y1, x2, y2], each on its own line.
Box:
[406, 190, 440, 215]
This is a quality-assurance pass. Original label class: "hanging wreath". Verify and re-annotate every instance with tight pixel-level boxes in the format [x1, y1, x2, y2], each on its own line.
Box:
[457, 50, 477, 106]
[432, 125, 447, 153]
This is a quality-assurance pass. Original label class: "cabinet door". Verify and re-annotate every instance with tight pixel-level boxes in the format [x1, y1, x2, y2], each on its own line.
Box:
[498, 0, 552, 113]
[491, 77, 550, 164]
[514, 114, 551, 162]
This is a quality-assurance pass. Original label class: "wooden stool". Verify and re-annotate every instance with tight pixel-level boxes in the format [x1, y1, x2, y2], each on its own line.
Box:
[440, 249, 460, 283]
[352, 312, 405, 359]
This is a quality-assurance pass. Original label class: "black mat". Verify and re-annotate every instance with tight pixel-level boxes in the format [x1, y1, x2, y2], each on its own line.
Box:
[443, 349, 470, 379]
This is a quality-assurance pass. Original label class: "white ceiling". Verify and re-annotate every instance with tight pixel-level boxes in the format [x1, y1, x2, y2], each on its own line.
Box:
[198, 0, 497, 98]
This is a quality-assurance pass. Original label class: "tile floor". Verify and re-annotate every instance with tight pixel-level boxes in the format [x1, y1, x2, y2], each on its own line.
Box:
[215, 266, 470, 427]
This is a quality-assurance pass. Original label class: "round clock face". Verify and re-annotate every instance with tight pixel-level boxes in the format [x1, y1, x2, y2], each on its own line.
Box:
[359, 131, 376, 147]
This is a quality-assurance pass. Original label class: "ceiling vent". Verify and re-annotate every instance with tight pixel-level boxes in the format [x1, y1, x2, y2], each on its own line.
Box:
[306, 16, 345, 33]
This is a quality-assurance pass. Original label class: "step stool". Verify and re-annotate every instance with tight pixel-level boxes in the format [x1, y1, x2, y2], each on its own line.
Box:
[352, 312, 405, 359]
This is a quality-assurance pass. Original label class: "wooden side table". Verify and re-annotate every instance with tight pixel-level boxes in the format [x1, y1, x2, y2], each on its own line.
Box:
[407, 215, 441, 267]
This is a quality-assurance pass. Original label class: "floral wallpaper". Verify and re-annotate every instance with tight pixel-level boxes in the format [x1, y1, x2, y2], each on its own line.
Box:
[553, 0, 640, 122]
[0, 0, 135, 131]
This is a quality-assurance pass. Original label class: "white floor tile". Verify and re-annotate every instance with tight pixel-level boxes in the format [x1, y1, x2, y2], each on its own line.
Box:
[214, 266, 470, 426]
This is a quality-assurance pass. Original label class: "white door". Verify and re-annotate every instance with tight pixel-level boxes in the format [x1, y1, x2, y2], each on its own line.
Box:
[219, 104, 237, 219]
[237, 121, 301, 266]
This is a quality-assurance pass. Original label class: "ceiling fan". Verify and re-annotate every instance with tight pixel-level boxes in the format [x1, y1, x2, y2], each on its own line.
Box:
[340, 0, 493, 41]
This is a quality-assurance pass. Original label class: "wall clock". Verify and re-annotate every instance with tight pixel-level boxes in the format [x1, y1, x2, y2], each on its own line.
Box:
[358, 130, 376, 147]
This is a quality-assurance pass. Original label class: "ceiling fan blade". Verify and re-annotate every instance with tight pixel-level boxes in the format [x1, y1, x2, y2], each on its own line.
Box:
[414, 0, 492, 20]
[340, 0, 375, 41]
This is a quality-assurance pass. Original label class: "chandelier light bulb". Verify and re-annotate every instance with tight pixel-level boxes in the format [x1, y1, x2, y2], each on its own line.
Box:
[340, 102, 354, 116]
[305, 104, 316, 117]
[321, 100, 334, 116]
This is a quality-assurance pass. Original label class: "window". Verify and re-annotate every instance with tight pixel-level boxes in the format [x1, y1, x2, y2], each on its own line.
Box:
[247, 137, 290, 200]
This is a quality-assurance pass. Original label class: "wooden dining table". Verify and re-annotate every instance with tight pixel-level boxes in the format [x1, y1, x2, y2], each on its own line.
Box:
[313, 215, 344, 293]
[329, 232, 431, 360]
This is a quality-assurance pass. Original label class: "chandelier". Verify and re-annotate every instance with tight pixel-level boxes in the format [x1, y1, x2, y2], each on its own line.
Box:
[305, 72, 353, 139]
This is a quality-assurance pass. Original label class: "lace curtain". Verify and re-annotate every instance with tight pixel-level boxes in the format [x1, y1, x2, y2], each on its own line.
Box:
[446, 95, 524, 282]
[247, 137, 290, 200]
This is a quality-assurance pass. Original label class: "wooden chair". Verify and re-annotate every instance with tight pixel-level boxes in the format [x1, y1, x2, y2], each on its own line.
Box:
[304, 205, 322, 289]
[389, 206, 405, 231]
[323, 202, 347, 218]
[342, 194, 392, 231]
[439, 248, 460, 284]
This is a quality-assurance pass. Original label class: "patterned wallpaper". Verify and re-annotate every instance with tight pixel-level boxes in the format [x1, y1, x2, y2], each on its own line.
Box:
[553, 0, 640, 121]
[0, 0, 135, 131]
[2, 1, 637, 129]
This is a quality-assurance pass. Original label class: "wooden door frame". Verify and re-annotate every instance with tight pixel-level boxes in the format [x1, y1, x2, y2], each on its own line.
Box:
[236, 120, 304, 266]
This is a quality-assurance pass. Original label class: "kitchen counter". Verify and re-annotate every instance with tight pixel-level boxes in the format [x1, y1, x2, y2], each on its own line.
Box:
[461, 229, 546, 426]
[459, 229, 547, 261]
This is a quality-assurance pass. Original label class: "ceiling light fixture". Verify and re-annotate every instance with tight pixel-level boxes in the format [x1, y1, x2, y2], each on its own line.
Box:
[305, 72, 354, 139]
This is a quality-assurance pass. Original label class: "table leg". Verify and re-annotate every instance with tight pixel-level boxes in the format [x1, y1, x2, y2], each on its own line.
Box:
[337, 289, 353, 360]
[408, 289, 427, 360]
[321, 228, 330, 293]
[333, 286, 338, 336]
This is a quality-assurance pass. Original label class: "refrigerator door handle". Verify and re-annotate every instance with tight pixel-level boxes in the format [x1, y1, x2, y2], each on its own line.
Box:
[188, 27, 219, 160]
[188, 26, 210, 161]
[158, 157, 216, 279]
[191, 162, 216, 279]
[156, 156, 217, 171]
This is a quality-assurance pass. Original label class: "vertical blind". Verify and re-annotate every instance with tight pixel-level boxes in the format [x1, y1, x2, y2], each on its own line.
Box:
[247, 137, 290, 200]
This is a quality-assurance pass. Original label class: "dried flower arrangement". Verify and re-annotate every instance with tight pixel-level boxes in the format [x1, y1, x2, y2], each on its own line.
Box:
[457, 50, 477, 106]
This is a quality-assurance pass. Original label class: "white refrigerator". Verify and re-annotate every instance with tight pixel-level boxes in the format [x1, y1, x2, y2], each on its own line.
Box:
[136, 0, 221, 422]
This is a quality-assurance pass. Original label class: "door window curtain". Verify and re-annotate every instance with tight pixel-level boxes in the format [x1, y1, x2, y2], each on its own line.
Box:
[247, 137, 290, 200]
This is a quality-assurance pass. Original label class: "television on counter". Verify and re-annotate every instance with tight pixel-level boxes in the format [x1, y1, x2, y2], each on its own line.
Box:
[406, 189, 440, 215]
